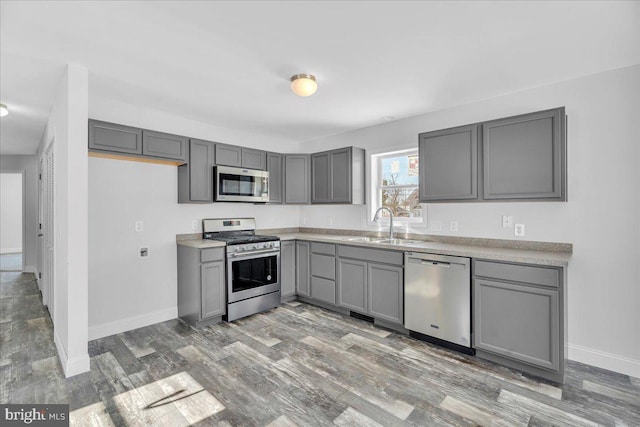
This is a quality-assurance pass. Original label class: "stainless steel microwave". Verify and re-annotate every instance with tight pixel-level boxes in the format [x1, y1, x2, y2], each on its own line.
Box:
[214, 166, 269, 203]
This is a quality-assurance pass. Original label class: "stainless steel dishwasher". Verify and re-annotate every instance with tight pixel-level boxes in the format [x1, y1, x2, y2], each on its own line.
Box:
[404, 252, 472, 353]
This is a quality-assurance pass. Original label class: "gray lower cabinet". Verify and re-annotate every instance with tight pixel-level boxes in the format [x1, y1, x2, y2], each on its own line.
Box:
[336, 245, 404, 324]
[281, 241, 296, 299]
[295, 241, 310, 296]
[284, 154, 310, 204]
[215, 143, 242, 167]
[309, 243, 336, 304]
[483, 108, 566, 201]
[419, 124, 478, 202]
[89, 120, 142, 155]
[142, 129, 187, 161]
[241, 147, 267, 170]
[311, 147, 365, 204]
[178, 139, 216, 203]
[267, 152, 284, 204]
[418, 107, 567, 203]
[473, 259, 565, 382]
[177, 245, 226, 327]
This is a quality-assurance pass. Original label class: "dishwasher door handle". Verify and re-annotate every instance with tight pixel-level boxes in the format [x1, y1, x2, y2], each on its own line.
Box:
[420, 260, 450, 267]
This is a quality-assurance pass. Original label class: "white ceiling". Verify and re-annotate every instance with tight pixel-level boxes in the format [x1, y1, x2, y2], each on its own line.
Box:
[1, 1, 639, 155]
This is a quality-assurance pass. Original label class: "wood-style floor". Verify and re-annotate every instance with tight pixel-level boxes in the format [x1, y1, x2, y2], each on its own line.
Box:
[1, 272, 639, 426]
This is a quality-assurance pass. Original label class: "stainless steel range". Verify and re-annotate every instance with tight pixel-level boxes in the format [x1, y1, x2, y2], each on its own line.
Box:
[203, 218, 280, 321]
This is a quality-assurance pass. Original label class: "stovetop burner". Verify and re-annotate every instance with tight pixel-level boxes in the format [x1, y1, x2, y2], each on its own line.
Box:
[205, 234, 280, 245]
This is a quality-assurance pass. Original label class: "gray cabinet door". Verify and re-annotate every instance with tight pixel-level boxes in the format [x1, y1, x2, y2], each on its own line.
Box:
[329, 148, 352, 203]
[142, 130, 187, 161]
[474, 278, 559, 371]
[284, 154, 310, 204]
[281, 241, 296, 298]
[483, 108, 565, 200]
[368, 263, 403, 324]
[188, 139, 215, 202]
[311, 152, 331, 203]
[215, 143, 242, 167]
[267, 152, 283, 204]
[201, 260, 226, 319]
[337, 258, 367, 313]
[419, 124, 478, 202]
[241, 148, 267, 170]
[296, 241, 310, 296]
[89, 120, 142, 154]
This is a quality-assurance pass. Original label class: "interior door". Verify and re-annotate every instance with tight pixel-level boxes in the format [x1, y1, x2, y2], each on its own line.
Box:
[42, 143, 55, 318]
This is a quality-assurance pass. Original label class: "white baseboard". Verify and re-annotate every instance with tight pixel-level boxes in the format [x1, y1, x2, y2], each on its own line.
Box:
[54, 329, 90, 378]
[0, 248, 22, 254]
[569, 343, 640, 379]
[88, 307, 178, 341]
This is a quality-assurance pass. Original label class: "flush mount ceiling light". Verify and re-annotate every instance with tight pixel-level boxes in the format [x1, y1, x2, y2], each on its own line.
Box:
[0, 103, 8, 117]
[290, 74, 317, 97]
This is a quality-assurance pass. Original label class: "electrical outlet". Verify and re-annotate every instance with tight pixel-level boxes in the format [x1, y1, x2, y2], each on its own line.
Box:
[328, 217, 334, 226]
[302, 217, 307, 225]
[449, 221, 459, 232]
[431, 221, 442, 232]
[191, 220, 199, 231]
[502, 215, 513, 228]
[515, 224, 525, 237]
[139, 247, 150, 258]
[135, 221, 144, 232]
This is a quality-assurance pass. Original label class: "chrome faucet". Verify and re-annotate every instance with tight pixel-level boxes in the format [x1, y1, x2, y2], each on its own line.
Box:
[373, 207, 394, 239]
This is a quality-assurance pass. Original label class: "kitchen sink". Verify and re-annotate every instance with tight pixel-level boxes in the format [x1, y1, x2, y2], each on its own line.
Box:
[343, 236, 386, 243]
[375, 238, 424, 245]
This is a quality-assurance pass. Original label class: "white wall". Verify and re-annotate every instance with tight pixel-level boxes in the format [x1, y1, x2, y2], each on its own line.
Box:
[39, 64, 90, 377]
[0, 173, 23, 254]
[300, 65, 640, 377]
[0, 156, 38, 272]
[87, 99, 301, 339]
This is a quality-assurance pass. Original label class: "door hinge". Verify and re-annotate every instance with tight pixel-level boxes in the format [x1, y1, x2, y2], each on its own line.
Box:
[39, 272, 42, 279]
[39, 223, 42, 230]
[39, 173, 42, 180]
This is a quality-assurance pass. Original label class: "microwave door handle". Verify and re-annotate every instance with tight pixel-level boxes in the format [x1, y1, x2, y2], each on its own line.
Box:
[262, 177, 269, 194]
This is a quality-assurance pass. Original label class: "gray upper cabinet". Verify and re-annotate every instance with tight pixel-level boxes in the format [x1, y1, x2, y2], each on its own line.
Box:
[483, 108, 566, 201]
[178, 139, 216, 203]
[267, 152, 284, 204]
[241, 148, 267, 170]
[281, 241, 296, 299]
[419, 124, 478, 202]
[473, 259, 564, 382]
[215, 143, 242, 167]
[296, 241, 310, 296]
[142, 129, 187, 162]
[311, 147, 365, 204]
[89, 120, 142, 155]
[284, 154, 310, 204]
[418, 107, 567, 203]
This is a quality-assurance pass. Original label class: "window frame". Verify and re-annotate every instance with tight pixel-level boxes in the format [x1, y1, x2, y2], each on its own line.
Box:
[368, 147, 426, 228]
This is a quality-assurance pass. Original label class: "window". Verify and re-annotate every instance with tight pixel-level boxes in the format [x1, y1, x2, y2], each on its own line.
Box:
[371, 149, 423, 224]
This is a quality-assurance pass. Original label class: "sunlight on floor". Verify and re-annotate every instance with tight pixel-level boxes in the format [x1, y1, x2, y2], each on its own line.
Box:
[70, 372, 225, 426]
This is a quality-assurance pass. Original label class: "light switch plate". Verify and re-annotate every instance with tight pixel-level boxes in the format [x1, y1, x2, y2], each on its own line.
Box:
[135, 221, 144, 232]
[515, 224, 525, 237]
[502, 215, 514, 228]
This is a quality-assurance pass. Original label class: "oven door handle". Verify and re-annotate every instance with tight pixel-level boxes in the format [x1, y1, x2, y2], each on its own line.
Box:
[228, 249, 280, 259]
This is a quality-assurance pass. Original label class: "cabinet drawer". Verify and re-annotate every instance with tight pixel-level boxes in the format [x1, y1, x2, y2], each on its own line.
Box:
[311, 242, 336, 256]
[338, 245, 403, 266]
[311, 253, 336, 280]
[201, 248, 225, 263]
[311, 276, 336, 304]
[474, 260, 560, 288]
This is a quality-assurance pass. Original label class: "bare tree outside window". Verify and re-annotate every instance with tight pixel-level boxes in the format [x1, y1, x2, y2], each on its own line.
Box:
[378, 151, 421, 219]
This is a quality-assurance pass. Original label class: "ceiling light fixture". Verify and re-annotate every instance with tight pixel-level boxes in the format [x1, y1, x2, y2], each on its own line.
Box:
[0, 103, 8, 117]
[290, 74, 317, 97]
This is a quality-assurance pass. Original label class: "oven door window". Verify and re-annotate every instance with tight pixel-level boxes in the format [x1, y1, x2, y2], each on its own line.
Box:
[231, 254, 278, 293]
[219, 173, 258, 197]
